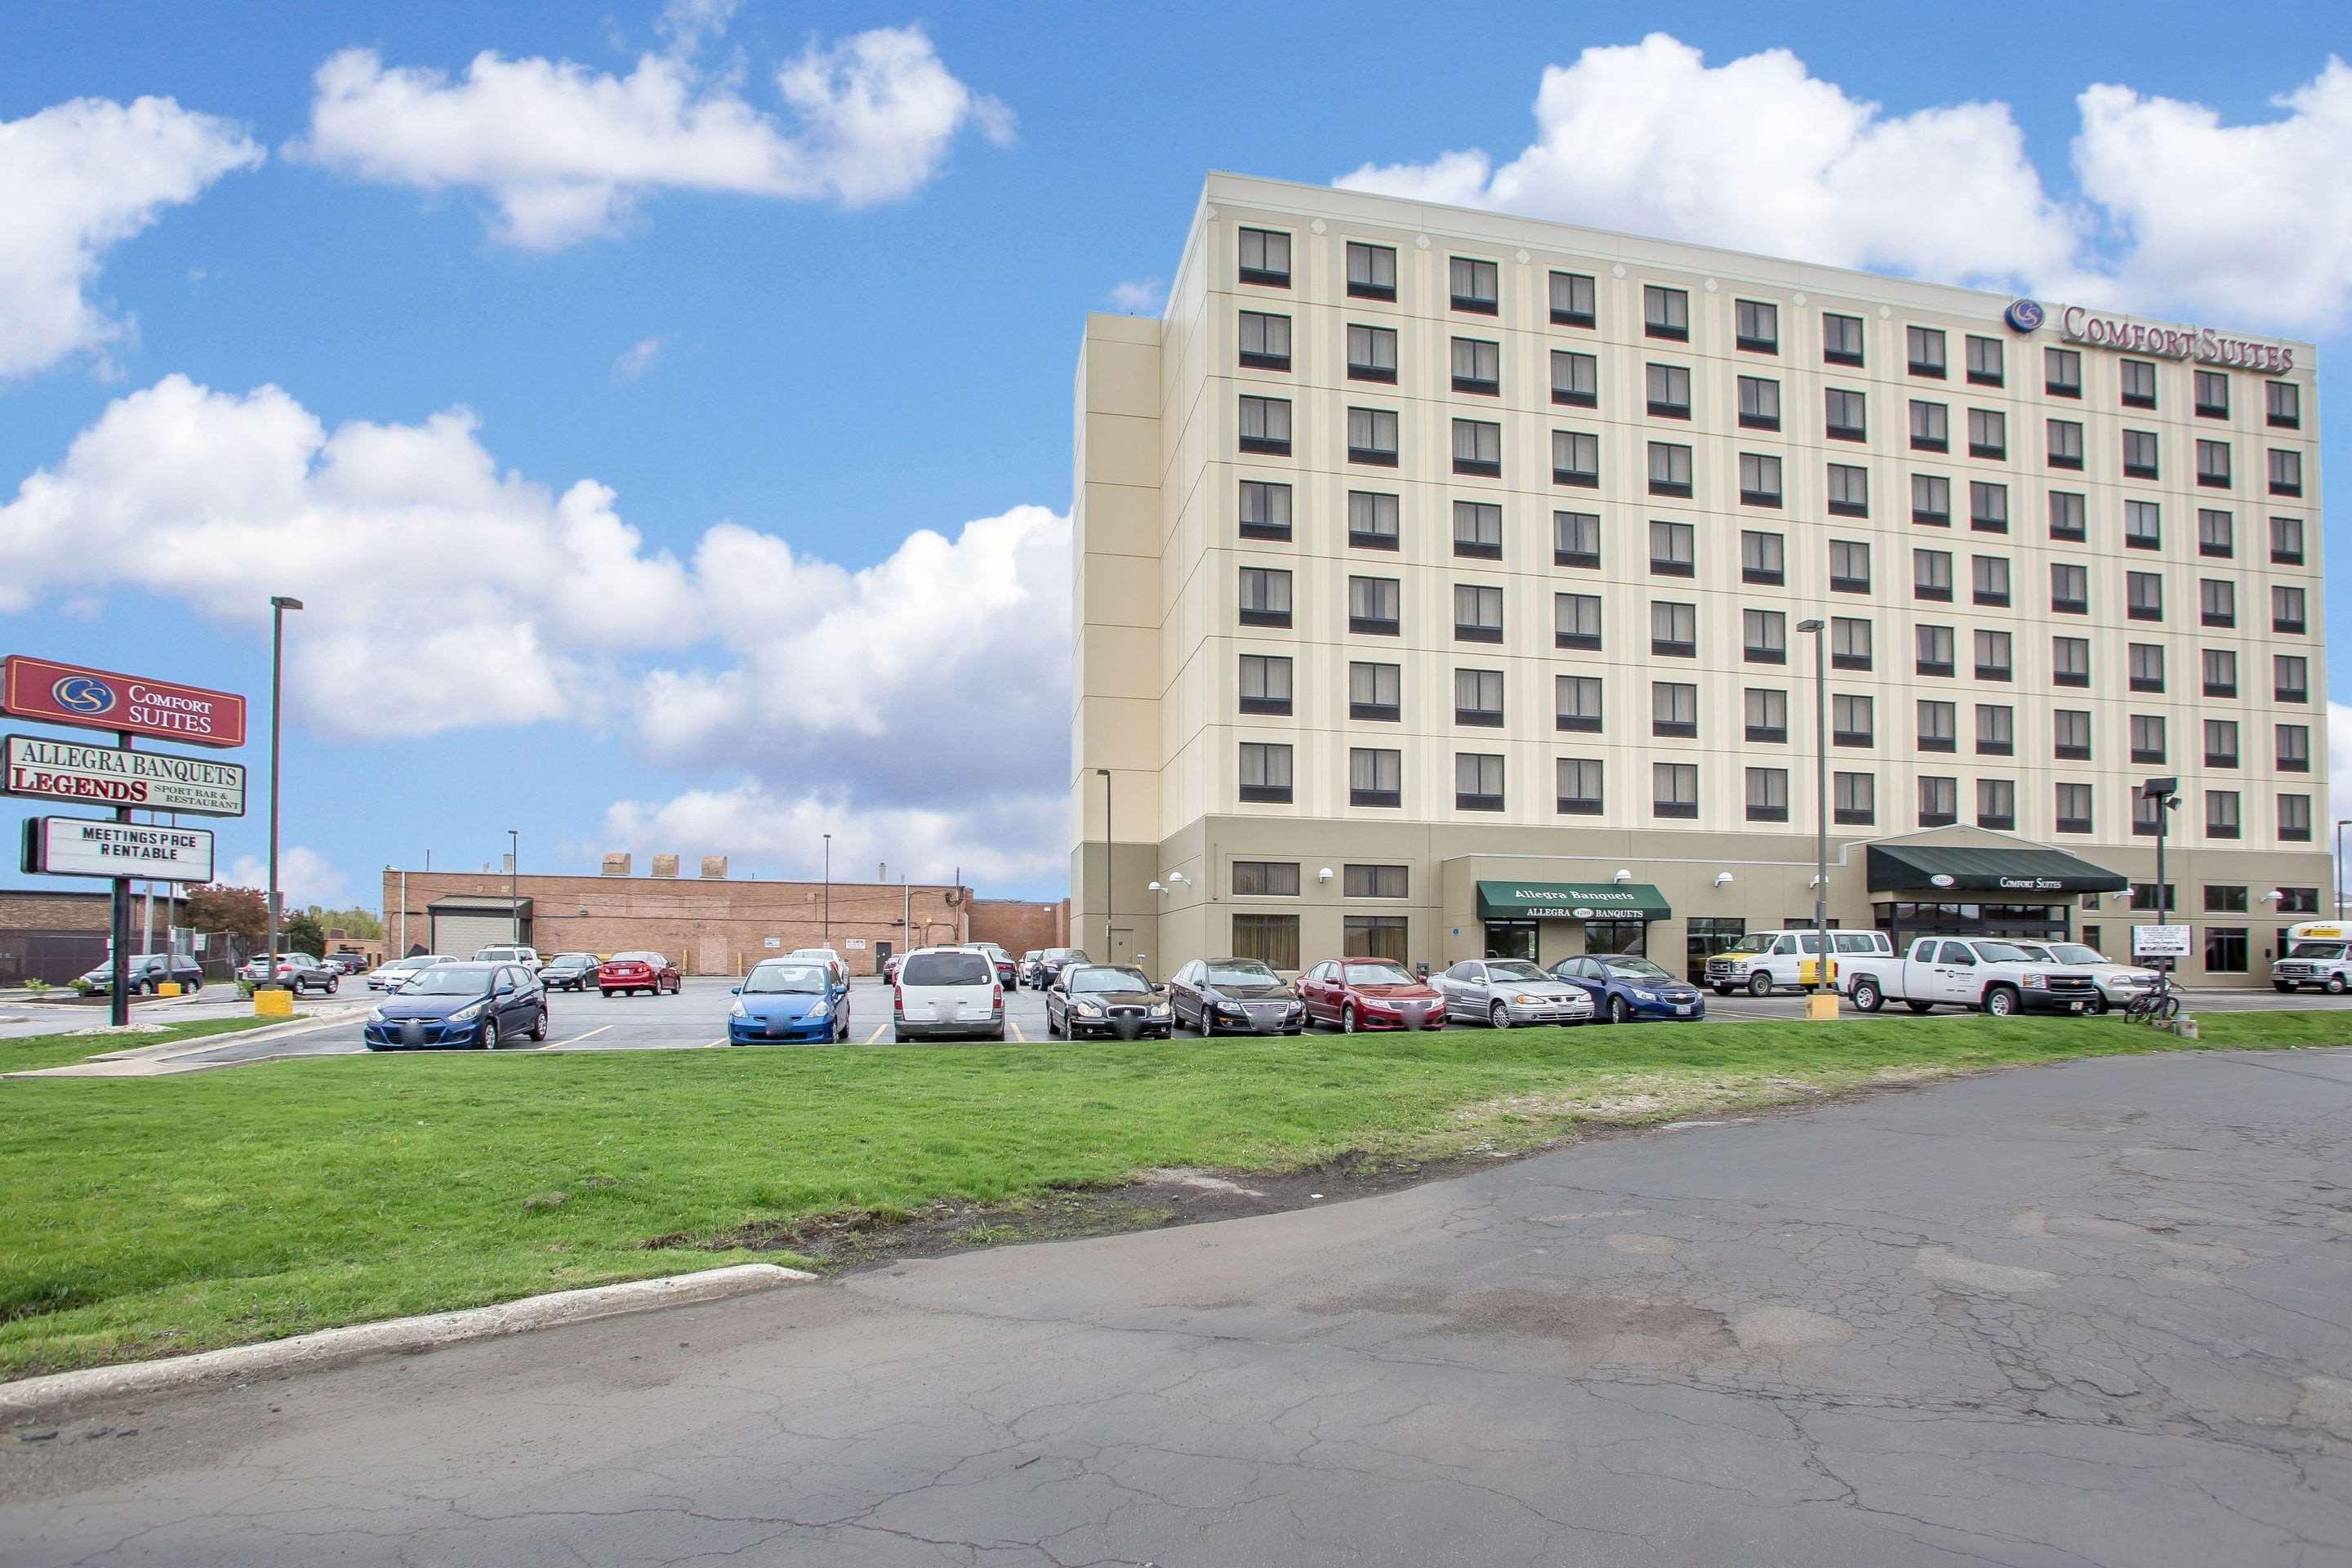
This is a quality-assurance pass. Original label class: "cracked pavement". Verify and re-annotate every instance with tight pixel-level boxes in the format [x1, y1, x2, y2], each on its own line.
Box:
[3, 1047, 2349, 1566]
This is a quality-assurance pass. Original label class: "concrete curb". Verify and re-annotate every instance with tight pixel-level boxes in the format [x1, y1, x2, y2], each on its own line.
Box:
[4, 1004, 376, 1079]
[0, 1263, 813, 1423]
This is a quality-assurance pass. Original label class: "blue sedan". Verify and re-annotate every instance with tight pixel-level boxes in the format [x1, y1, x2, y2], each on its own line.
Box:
[728, 960, 851, 1045]
[364, 961, 547, 1049]
[1548, 956, 1708, 1024]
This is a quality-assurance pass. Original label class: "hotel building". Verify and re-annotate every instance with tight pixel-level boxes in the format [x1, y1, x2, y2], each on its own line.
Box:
[1070, 173, 2325, 986]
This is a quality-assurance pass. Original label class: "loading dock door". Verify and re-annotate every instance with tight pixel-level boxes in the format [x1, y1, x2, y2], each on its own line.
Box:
[430, 910, 520, 959]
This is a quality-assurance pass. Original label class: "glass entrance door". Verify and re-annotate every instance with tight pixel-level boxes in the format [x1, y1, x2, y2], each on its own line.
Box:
[1483, 920, 1538, 960]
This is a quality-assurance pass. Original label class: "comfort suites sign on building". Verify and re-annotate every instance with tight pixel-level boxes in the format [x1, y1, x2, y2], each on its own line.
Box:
[2008, 297, 2296, 372]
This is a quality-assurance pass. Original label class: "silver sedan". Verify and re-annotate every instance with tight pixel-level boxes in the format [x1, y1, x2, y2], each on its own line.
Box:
[1434, 958, 1596, 1028]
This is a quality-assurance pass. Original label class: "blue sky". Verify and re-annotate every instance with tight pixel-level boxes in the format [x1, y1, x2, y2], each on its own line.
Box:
[1, 0, 2345, 906]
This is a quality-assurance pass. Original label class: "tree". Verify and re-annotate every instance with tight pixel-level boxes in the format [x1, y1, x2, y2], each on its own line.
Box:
[185, 884, 267, 958]
[281, 911, 327, 957]
[310, 905, 383, 941]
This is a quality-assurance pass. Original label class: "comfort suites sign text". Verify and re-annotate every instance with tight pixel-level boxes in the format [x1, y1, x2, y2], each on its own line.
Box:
[2056, 305, 2296, 372]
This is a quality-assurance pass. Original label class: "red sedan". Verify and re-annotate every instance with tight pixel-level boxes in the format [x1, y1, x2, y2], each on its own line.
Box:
[1294, 958, 1447, 1033]
[599, 951, 680, 997]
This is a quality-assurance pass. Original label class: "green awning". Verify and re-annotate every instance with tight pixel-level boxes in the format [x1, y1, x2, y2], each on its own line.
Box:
[1865, 843, 2126, 895]
[1477, 880, 1672, 920]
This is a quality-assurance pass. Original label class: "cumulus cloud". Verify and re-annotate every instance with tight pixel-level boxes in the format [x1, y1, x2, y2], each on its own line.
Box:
[2331, 703, 2352, 834]
[603, 783, 1065, 887]
[226, 846, 351, 908]
[0, 95, 261, 377]
[1337, 36, 2352, 333]
[1106, 277, 1165, 314]
[293, 24, 1011, 248]
[610, 333, 667, 382]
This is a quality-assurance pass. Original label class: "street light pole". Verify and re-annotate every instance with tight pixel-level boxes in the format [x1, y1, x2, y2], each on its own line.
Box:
[262, 596, 303, 989]
[2336, 819, 2350, 920]
[1797, 617, 1829, 997]
[822, 833, 831, 949]
[2144, 777, 2179, 975]
[508, 829, 519, 944]
[1096, 768, 1112, 960]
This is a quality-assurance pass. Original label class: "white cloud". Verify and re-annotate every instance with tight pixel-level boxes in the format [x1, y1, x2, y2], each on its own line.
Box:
[655, 0, 742, 56]
[1107, 277, 1165, 314]
[610, 333, 667, 382]
[2331, 703, 2352, 835]
[602, 783, 1064, 888]
[225, 846, 350, 908]
[293, 24, 1010, 248]
[0, 95, 261, 377]
[1337, 37, 2352, 333]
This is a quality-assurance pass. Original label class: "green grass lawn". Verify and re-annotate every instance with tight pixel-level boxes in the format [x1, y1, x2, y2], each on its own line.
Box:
[0, 1016, 270, 1073]
[1, 1009, 2344, 1379]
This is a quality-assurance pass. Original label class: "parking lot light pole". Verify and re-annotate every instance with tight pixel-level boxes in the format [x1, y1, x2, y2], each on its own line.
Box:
[508, 830, 519, 943]
[2336, 819, 2350, 919]
[2144, 777, 2179, 973]
[263, 596, 303, 989]
[1097, 768, 1111, 960]
[822, 834, 831, 949]
[1797, 618, 1829, 1002]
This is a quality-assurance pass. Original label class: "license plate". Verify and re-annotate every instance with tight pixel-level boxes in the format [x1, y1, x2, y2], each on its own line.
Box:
[2069, 1002, 2082, 1013]
[1674, 1004, 1692, 1016]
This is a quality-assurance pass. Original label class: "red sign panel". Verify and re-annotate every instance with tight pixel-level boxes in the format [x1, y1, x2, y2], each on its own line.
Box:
[2, 656, 247, 749]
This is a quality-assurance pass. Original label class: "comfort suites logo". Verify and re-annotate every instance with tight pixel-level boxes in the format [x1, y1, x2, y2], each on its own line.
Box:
[2003, 298, 2045, 332]
[2007, 297, 2295, 372]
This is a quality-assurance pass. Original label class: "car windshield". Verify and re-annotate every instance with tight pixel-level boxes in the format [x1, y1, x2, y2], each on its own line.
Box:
[2290, 942, 2347, 960]
[547, 955, 591, 967]
[1486, 960, 1548, 981]
[1070, 966, 1149, 993]
[2044, 944, 2105, 964]
[2010, 943, 2054, 960]
[1046, 950, 1088, 962]
[744, 964, 826, 994]
[1206, 960, 1278, 987]
[1972, 942, 2033, 962]
[403, 966, 495, 996]
[1343, 962, 1415, 986]
[902, 951, 992, 986]
[611, 952, 659, 964]
[1720, 934, 1774, 956]
[1601, 958, 1673, 981]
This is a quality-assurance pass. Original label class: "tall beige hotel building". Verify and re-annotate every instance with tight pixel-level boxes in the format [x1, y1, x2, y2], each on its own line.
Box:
[1070, 173, 2326, 987]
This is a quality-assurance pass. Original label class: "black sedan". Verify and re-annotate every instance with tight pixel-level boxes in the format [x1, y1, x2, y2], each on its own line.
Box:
[1045, 964, 1174, 1040]
[1164, 957, 1305, 1036]
[538, 952, 601, 991]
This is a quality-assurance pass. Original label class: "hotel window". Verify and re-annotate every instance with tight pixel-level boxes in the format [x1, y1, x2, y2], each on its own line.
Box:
[2047, 489, 2086, 541]
[2119, 357, 2157, 408]
[1654, 762, 1699, 818]
[1832, 693, 1873, 747]
[1740, 529, 1784, 585]
[1237, 226, 1290, 287]
[2203, 648, 2237, 698]
[1978, 777, 2017, 830]
[1238, 310, 1291, 371]
[1738, 375, 1780, 430]
[2277, 724, 2311, 773]
[2131, 713, 2167, 765]
[2123, 428, 2159, 479]
[2194, 369, 2230, 417]
[1550, 270, 1596, 327]
[1976, 702, 2013, 756]
[2124, 499, 2161, 549]
[1557, 758, 1604, 815]
[1649, 442, 1695, 497]
[1230, 861, 1302, 897]
[1346, 323, 1399, 382]
[1238, 479, 1292, 541]
[2275, 653, 2309, 703]
[1745, 686, 1788, 742]
[1918, 775, 1958, 826]
[1455, 752, 1505, 810]
[1822, 311, 1864, 366]
[1739, 452, 1783, 507]
[1238, 394, 1290, 455]
[1232, 914, 1301, 970]
[1968, 480, 2007, 532]
[1651, 600, 1698, 657]
[1344, 863, 1409, 898]
[2045, 346, 2082, 397]
[1454, 667, 1504, 727]
[1826, 462, 1868, 517]
[2281, 887, 2320, 914]
[1237, 566, 1292, 627]
[2047, 418, 2083, 469]
[1451, 337, 1501, 395]
[1348, 407, 1400, 466]
[1916, 622, 1955, 676]
[2198, 508, 2234, 558]
[2279, 793, 2314, 842]
[1910, 399, 1949, 452]
[1348, 490, 1400, 550]
[1556, 674, 1603, 733]
[1918, 698, 1957, 751]
[2269, 448, 2302, 496]
[1238, 654, 1292, 715]
[2126, 570, 2163, 622]
[1552, 595, 1608, 657]
[1554, 510, 1601, 568]
[2127, 879, 2176, 911]
[1745, 767, 1790, 822]
[2128, 641, 2163, 693]
[1551, 350, 1597, 407]
[1975, 628, 2013, 682]
[1451, 418, 1501, 476]
[2275, 585, 2308, 635]
[2053, 708, 2091, 761]
[1553, 429, 1600, 486]
[1831, 616, 1873, 671]
[2056, 636, 2093, 688]
[1343, 915, 1407, 962]
[1736, 298, 1779, 352]
[1348, 575, 1400, 635]
[1913, 547, 1953, 601]
[2196, 439, 2232, 488]
[1971, 553, 2010, 607]
[2206, 809, 2247, 853]
[1835, 771, 1876, 825]
[1650, 520, 1695, 576]
[1967, 408, 2006, 459]
[1743, 608, 1787, 664]
[2267, 379, 2301, 428]
[2050, 562, 2087, 613]
[1449, 256, 1499, 314]
[2205, 719, 2238, 768]
[1349, 747, 1401, 808]
[1966, 334, 2004, 386]
[1912, 473, 1951, 526]
[1238, 742, 1293, 803]
[1454, 583, 1504, 642]
[1824, 387, 1867, 441]
[2204, 926, 2249, 973]
[1653, 679, 1699, 737]
[1348, 660, 1401, 721]
[1829, 539, 1869, 593]
[2200, 577, 2234, 628]
[1906, 325, 1947, 377]
[1643, 284, 1689, 340]
[2270, 514, 2304, 564]
[1646, 363, 1693, 418]
[1345, 241, 1397, 301]
[1452, 500, 1502, 559]
[2055, 782, 2094, 835]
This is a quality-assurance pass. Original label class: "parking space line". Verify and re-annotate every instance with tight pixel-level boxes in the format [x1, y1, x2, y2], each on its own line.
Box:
[1006, 1018, 1024, 1041]
[865, 1022, 889, 1044]
[703, 1037, 728, 1049]
[547, 1025, 611, 1050]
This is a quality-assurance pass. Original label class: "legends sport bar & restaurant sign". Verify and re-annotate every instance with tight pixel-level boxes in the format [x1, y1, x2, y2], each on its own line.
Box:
[3, 734, 247, 817]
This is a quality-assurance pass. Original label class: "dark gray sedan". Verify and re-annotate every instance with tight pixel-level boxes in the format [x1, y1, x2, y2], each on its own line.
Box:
[1164, 957, 1307, 1036]
[1045, 964, 1174, 1040]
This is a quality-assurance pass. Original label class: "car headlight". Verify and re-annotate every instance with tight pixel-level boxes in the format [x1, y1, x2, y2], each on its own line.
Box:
[448, 1001, 484, 1022]
[1630, 989, 1658, 1002]
[1149, 1002, 1171, 1018]
[2023, 973, 2048, 988]
[368, 1008, 386, 1023]
[729, 1000, 747, 1018]
[1074, 1000, 1102, 1018]
[807, 1001, 830, 1020]
[1513, 993, 1543, 1005]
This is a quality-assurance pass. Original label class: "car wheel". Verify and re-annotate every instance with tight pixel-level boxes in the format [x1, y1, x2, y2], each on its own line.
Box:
[1984, 985, 2021, 1018]
[531, 1007, 550, 1041]
[1608, 995, 1632, 1025]
[2328, 975, 2348, 996]
[2274, 983, 2294, 993]
[482, 1018, 500, 1050]
[600, 987, 613, 999]
[327, 976, 339, 994]
[1712, 985, 1734, 997]
[2088, 996, 2109, 1015]
[1747, 972, 1773, 997]
[1905, 1000, 1936, 1013]
[1851, 978, 1884, 1013]
[1488, 1000, 1512, 1030]
[1342, 1003, 1358, 1035]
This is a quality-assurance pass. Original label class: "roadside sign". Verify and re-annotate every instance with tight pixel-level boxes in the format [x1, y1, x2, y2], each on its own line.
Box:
[763, 937, 782, 948]
[845, 938, 866, 951]
[20, 816, 216, 883]
[3, 733, 247, 816]
[2, 655, 246, 748]
[2131, 924, 2193, 959]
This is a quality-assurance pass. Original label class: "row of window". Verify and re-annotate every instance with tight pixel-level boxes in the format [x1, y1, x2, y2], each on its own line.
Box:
[1228, 860, 1410, 898]
[1235, 229, 2305, 427]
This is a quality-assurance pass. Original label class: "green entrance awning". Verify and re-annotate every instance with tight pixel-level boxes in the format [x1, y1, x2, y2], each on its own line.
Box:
[1865, 843, 2126, 895]
[1477, 880, 1672, 921]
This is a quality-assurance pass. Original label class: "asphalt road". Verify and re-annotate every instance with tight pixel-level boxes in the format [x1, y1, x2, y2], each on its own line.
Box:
[5, 1047, 2348, 1565]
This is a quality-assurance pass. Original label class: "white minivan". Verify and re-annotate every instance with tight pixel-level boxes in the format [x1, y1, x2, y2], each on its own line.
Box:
[1703, 929, 1893, 996]
[893, 946, 1005, 1041]
[473, 944, 542, 973]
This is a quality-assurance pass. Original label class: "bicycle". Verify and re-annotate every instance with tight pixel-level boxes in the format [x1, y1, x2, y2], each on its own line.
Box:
[2123, 967, 2180, 1024]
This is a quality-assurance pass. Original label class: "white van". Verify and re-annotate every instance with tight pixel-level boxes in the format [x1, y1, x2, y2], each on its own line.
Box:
[1704, 929, 1891, 996]
[2272, 922, 2352, 994]
[473, 944, 542, 972]
[893, 946, 1005, 1040]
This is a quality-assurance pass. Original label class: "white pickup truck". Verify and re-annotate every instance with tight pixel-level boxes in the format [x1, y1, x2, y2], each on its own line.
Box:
[1841, 937, 2105, 1018]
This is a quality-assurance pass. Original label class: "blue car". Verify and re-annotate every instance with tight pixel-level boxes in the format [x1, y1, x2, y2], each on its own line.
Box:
[1548, 955, 1708, 1024]
[728, 960, 851, 1045]
[364, 960, 547, 1050]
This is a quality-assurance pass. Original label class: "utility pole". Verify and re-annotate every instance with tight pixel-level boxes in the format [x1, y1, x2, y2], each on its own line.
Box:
[261, 597, 303, 992]
[508, 829, 519, 943]
[822, 833, 832, 948]
[1797, 618, 1829, 1003]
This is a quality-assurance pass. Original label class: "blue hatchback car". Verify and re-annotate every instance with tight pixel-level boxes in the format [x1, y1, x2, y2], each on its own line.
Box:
[364, 960, 547, 1050]
[728, 960, 851, 1045]
[1548, 955, 1707, 1024]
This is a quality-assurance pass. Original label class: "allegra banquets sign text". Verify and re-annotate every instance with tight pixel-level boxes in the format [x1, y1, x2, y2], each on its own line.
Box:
[1, 656, 246, 748]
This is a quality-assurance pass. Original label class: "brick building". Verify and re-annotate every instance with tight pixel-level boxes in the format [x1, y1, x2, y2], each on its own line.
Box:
[0, 888, 190, 985]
